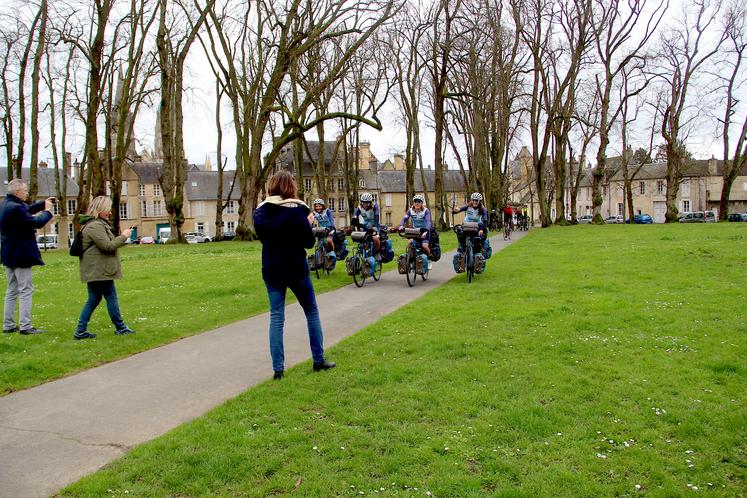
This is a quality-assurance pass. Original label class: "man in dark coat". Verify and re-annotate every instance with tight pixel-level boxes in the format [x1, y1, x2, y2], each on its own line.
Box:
[0, 179, 55, 334]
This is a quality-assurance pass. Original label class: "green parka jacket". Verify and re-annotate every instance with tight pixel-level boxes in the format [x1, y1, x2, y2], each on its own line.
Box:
[78, 216, 128, 283]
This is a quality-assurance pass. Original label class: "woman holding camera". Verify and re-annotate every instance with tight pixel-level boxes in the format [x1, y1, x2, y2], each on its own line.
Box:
[73, 196, 134, 340]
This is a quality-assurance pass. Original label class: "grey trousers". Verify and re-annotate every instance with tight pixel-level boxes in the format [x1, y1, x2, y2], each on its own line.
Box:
[4, 266, 34, 331]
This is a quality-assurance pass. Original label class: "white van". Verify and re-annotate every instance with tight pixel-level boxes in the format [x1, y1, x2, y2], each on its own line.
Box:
[158, 227, 171, 244]
[36, 234, 58, 249]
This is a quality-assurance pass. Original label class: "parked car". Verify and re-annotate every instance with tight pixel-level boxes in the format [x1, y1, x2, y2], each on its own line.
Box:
[627, 214, 653, 224]
[604, 215, 624, 224]
[139, 236, 155, 244]
[679, 211, 705, 223]
[185, 232, 211, 243]
[577, 214, 593, 224]
[727, 212, 747, 222]
[36, 234, 58, 249]
[704, 210, 717, 222]
[220, 231, 236, 241]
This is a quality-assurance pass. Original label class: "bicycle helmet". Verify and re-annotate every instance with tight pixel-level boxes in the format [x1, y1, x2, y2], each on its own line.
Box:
[471, 192, 483, 201]
[313, 198, 325, 206]
[413, 194, 425, 203]
[360, 192, 373, 203]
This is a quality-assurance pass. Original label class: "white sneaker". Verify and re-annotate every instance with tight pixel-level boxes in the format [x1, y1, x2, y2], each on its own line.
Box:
[428, 261, 433, 270]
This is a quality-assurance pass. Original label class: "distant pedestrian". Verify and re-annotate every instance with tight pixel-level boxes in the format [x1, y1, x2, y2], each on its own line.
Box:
[73, 196, 134, 340]
[0, 179, 55, 335]
[253, 170, 336, 379]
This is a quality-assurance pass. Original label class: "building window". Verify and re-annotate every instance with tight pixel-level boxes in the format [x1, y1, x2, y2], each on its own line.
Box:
[385, 193, 392, 207]
[682, 199, 690, 212]
[373, 194, 378, 205]
[681, 179, 690, 196]
[386, 212, 392, 225]
[153, 184, 161, 196]
[153, 200, 162, 217]
[226, 221, 235, 233]
[196, 222, 204, 234]
[304, 178, 312, 191]
[121, 182, 128, 196]
[53, 203, 60, 216]
[338, 198, 345, 211]
[639, 181, 646, 195]
[68, 223, 74, 240]
[328, 198, 335, 211]
[67, 199, 77, 215]
[617, 203, 623, 216]
[337, 178, 344, 190]
[225, 200, 236, 214]
[656, 180, 664, 194]
[141, 199, 148, 217]
[195, 201, 204, 216]
[139, 184, 145, 196]
[119, 202, 129, 220]
[359, 179, 365, 188]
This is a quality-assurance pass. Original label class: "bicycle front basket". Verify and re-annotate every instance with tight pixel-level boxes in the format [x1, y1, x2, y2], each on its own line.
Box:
[351, 231, 368, 242]
[463, 221, 480, 233]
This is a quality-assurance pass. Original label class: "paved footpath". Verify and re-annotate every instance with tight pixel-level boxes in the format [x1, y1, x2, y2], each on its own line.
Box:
[0, 231, 526, 498]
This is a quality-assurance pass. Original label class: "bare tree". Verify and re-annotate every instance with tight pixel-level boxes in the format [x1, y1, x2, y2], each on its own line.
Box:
[427, 0, 464, 230]
[0, 27, 20, 181]
[568, 82, 599, 222]
[386, 3, 429, 205]
[590, 0, 666, 223]
[655, 0, 727, 222]
[156, 0, 217, 243]
[717, 2, 747, 219]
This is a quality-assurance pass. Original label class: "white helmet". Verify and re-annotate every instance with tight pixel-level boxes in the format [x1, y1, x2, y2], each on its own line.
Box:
[313, 198, 325, 206]
[360, 192, 373, 202]
[470, 192, 483, 201]
[413, 194, 425, 203]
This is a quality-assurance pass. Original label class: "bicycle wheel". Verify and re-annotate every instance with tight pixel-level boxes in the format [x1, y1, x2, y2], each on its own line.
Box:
[466, 243, 474, 283]
[406, 250, 417, 287]
[372, 250, 382, 281]
[352, 254, 365, 287]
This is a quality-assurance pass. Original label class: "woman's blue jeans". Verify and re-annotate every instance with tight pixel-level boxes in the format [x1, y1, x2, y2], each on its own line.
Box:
[265, 275, 325, 372]
[76, 280, 126, 332]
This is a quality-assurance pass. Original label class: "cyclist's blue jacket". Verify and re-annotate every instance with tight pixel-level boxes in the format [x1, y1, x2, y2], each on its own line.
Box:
[353, 203, 380, 230]
[312, 208, 335, 229]
[400, 207, 432, 230]
[455, 204, 488, 229]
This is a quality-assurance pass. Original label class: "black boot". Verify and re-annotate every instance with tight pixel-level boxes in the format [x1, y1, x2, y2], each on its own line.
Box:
[313, 360, 336, 372]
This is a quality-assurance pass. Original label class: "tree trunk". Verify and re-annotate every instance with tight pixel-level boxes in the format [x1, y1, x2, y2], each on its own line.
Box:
[28, 0, 47, 200]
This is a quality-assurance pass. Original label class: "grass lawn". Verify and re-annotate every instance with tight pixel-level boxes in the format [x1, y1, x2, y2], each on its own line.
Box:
[61, 223, 745, 496]
[0, 231, 458, 395]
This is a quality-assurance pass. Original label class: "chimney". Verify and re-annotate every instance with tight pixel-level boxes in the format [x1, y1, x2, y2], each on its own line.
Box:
[358, 141, 371, 170]
[39, 161, 48, 169]
[65, 153, 72, 178]
[708, 156, 718, 176]
[393, 154, 405, 171]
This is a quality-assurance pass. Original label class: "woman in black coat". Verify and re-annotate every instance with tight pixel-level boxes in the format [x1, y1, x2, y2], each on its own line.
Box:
[253, 171, 335, 379]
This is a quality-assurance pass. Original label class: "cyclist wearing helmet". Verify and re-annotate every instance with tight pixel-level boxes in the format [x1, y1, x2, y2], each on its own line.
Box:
[503, 204, 514, 228]
[353, 192, 381, 254]
[398, 194, 432, 257]
[452, 192, 489, 252]
[311, 198, 336, 252]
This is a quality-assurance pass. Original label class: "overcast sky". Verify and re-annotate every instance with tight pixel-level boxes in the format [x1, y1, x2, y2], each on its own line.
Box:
[0, 0, 740, 174]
